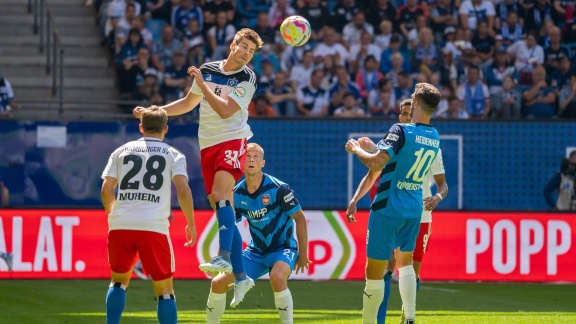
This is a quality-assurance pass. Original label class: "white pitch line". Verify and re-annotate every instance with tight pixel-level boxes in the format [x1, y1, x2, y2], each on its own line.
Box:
[419, 286, 460, 293]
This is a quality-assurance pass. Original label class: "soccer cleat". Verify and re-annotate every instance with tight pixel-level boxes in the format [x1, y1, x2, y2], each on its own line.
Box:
[199, 256, 233, 276]
[230, 277, 255, 308]
[404, 320, 415, 324]
[1, 253, 13, 271]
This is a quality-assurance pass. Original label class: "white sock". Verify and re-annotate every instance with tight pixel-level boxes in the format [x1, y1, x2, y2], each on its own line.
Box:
[274, 288, 293, 324]
[398, 265, 417, 320]
[206, 291, 226, 324]
[362, 279, 384, 324]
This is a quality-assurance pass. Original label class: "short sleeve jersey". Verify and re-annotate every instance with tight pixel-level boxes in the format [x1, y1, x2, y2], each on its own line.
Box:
[233, 174, 301, 254]
[372, 123, 441, 219]
[190, 60, 256, 149]
[101, 137, 188, 235]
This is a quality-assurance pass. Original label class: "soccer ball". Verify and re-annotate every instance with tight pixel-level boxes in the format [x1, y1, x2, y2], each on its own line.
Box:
[280, 16, 311, 47]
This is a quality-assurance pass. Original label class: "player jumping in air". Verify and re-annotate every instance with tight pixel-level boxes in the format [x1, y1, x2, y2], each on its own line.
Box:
[345, 83, 442, 324]
[101, 106, 197, 324]
[205, 143, 311, 324]
[353, 99, 448, 323]
[133, 28, 264, 301]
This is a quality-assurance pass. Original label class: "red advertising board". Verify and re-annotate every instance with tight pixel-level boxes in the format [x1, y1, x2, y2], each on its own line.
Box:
[0, 210, 574, 282]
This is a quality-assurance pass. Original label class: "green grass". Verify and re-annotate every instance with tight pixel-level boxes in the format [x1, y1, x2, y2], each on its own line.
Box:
[0, 280, 575, 323]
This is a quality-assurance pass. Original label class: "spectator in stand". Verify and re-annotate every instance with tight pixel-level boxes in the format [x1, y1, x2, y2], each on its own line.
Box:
[524, 0, 552, 34]
[252, 12, 276, 45]
[543, 151, 576, 210]
[507, 32, 545, 85]
[523, 65, 556, 118]
[299, 0, 331, 42]
[329, 66, 362, 114]
[397, 0, 427, 40]
[380, 35, 411, 74]
[334, 92, 367, 117]
[498, 11, 524, 49]
[0, 75, 21, 119]
[411, 28, 443, 79]
[183, 18, 203, 52]
[331, 0, 364, 33]
[117, 28, 147, 67]
[564, 1, 576, 42]
[548, 56, 573, 89]
[431, 0, 459, 43]
[133, 68, 161, 104]
[266, 70, 296, 116]
[103, 4, 123, 56]
[348, 31, 381, 74]
[486, 46, 519, 94]
[355, 55, 384, 101]
[438, 50, 458, 90]
[312, 26, 349, 66]
[133, 15, 153, 49]
[296, 69, 330, 117]
[552, 0, 571, 23]
[495, 0, 525, 30]
[147, 0, 170, 22]
[457, 65, 491, 118]
[118, 46, 150, 98]
[206, 11, 236, 60]
[118, 3, 137, 37]
[472, 21, 496, 68]
[342, 11, 374, 49]
[437, 96, 471, 118]
[370, 91, 398, 117]
[152, 25, 185, 72]
[248, 95, 277, 117]
[366, 0, 397, 33]
[320, 55, 338, 88]
[407, 15, 428, 49]
[104, 0, 141, 39]
[280, 42, 314, 71]
[268, 0, 296, 29]
[374, 20, 394, 53]
[492, 75, 522, 118]
[202, 0, 235, 32]
[290, 50, 315, 92]
[368, 78, 395, 114]
[253, 44, 280, 75]
[558, 72, 576, 118]
[162, 50, 187, 103]
[256, 60, 275, 95]
[187, 41, 205, 66]
[171, 0, 203, 38]
[459, 0, 496, 34]
[544, 26, 572, 75]
[394, 71, 414, 106]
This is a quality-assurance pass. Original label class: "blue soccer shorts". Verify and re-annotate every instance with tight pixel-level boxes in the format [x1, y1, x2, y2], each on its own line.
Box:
[366, 212, 421, 261]
[242, 248, 299, 280]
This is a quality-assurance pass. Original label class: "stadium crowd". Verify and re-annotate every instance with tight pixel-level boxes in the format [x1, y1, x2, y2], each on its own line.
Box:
[92, 0, 576, 119]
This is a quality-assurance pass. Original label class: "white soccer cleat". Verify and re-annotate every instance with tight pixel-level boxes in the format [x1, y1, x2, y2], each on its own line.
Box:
[230, 277, 255, 308]
[1, 253, 13, 272]
[199, 256, 233, 276]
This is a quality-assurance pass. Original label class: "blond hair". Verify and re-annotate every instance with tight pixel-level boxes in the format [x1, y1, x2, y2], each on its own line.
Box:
[141, 106, 167, 134]
[233, 28, 264, 50]
[247, 143, 265, 159]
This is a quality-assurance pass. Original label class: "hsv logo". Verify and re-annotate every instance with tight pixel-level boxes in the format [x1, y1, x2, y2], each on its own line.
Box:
[262, 194, 270, 205]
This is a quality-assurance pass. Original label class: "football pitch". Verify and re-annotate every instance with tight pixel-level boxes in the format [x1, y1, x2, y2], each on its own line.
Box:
[0, 279, 574, 323]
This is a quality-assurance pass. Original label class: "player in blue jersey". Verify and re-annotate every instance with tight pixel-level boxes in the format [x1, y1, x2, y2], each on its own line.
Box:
[345, 83, 442, 324]
[205, 143, 310, 324]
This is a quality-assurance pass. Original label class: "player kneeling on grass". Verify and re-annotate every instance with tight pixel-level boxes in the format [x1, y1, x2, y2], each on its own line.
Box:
[205, 143, 311, 324]
[101, 106, 197, 324]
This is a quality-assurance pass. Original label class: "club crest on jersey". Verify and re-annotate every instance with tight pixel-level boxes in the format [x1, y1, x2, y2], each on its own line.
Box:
[227, 78, 238, 87]
[262, 194, 270, 205]
[233, 86, 246, 98]
[204, 74, 212, 82]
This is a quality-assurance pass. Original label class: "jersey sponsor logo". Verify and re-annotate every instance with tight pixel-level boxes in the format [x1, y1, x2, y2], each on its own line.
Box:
[386, 133, 399, 142]
[283, 192, 294, 203]
[262, 194, 270, 205]
[227, 78, 238, 87]
[233, 86, 246, 98]
[396, 181, 421, 191]
[247, 207, 268, 219]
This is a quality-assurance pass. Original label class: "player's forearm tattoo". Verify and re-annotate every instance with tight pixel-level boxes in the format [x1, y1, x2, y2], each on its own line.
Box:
[355, 149, 389, 171]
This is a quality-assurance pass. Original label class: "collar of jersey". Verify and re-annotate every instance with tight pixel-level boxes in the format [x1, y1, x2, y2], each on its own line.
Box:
[243, 173, 267, 199]
[219, 60, 244, 75]
[414, 122, 433, 127]
[139, 137, 162, 142]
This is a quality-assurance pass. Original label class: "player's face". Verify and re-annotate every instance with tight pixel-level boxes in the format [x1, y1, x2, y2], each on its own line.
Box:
[245, 148, 265, 176]
[399, 105, 413, 123]
[231, 38, 257, 66]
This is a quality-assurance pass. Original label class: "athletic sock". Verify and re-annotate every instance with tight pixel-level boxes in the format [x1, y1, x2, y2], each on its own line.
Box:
[106, 282, 127, 324]
[274, 289, 293, 324]
[398, 266, 417, 320]
[231, 226, 246, 280]
[157, 294, 177, 324]
[215, 200, 235, 262]
[362, 279, 384, 324]
[206, 291, 227, 324]
[376, 271, 393, 324]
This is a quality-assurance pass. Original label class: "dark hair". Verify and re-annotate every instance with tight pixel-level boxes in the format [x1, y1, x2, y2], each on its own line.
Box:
[364, 55, 377, 66]
[400, 99, 412, 108]
[141, 106, 167, 134]
[413, 83, 441, 114]
[468, 65, 480, 73]
[343, 92, 355, 99]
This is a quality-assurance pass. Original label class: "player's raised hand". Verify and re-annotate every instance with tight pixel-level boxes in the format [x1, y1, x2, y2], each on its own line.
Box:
[184, 224, 197, 247]
[358, 137, 377, 152]
[295, 254, 312, 275]
[345, 139, 360, 154]
[133, 106, 146, 118]
[187, 66, 204, 85]
[346, 200, 357, 223]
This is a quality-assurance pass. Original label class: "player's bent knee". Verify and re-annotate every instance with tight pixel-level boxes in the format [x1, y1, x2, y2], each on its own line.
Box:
[269, 272, 288, 292]
[211, 274, 234, 294]
[111, 271, 132, 286]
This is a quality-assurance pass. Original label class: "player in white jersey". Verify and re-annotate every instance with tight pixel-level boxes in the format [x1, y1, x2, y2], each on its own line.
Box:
[133, 28, 264, 303]
[101, 106, 197, 324]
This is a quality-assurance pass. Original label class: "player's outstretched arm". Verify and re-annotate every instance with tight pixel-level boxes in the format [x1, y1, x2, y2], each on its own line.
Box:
[423, 173, 448, 211]
[101, 177, 118, 215]
[346, 169, 382, 223]
[358, 137, 377, 153]
[173, 174, 197, 247]
[346, 139, 390, 171]
[188, 66, 241, 119]
[291, 209, 311, 274]
[133, 91, 202, 118]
